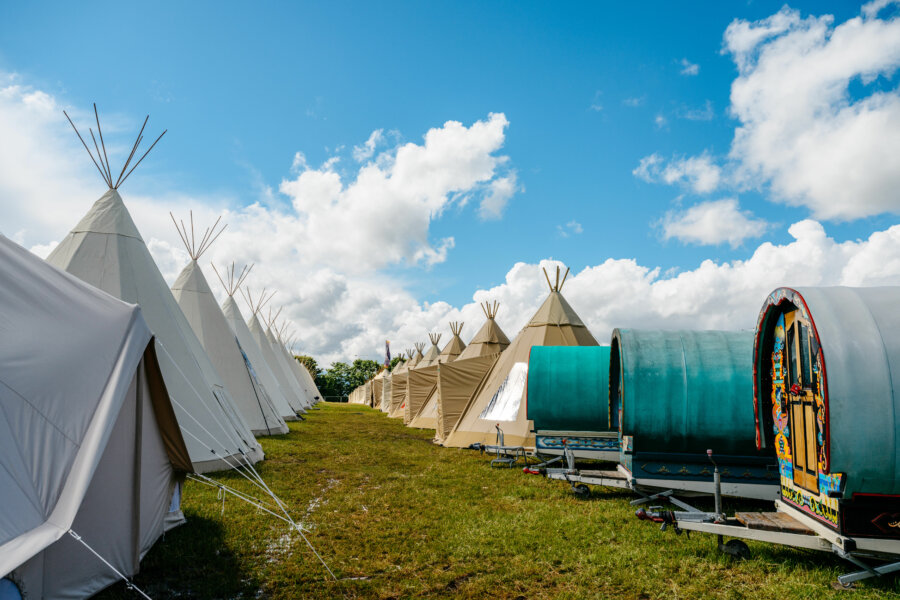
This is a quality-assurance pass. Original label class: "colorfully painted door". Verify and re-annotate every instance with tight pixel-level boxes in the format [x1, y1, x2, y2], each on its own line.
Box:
[784, 311, 818, 493]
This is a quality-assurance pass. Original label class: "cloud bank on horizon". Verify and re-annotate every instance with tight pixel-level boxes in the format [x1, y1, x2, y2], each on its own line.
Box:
[2, 1, 900, 366]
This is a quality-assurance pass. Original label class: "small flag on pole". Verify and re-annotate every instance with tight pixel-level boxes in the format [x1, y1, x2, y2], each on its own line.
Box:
[385, 340, 391, 367]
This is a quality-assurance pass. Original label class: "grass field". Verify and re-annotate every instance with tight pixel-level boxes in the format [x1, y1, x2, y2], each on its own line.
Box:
[98, 403, 899, 599]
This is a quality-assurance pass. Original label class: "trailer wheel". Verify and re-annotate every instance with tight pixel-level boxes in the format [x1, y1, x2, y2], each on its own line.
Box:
[721, 539, 750, 560]
[573, 484, 591, 499]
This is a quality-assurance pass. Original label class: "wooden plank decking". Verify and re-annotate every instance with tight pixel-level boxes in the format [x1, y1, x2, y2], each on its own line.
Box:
[735, 511, 814, 535]
[579, 469, 625, 480]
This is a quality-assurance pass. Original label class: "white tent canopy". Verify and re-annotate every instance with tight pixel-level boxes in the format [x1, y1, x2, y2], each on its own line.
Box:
[0, 233, 192, 599]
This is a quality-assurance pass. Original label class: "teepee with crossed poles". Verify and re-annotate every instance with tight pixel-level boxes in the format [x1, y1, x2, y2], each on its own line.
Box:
[169, 221, 289, 437]
[243, 290, 308, 414]
[408, 322, 466, 429]
[404, 332, 443, 423]
[443, 267, 597, 448]
[214, 264, 300, 421]
[47, 104, 262, 473]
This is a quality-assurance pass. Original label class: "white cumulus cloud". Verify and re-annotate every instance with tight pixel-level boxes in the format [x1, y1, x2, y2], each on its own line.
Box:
[636, 3, 900, 223]
[479, 172, 518, 220]
[660, 198, 769, 248]
[0, 72, 521, 364]
[680, 58, 700, 75]
[633, 152, 722, 193]
[352, 128, 384, 162]
[384, 220, 900, 355]
[724, 3, 900, 220]
[557, 220, 583, 238]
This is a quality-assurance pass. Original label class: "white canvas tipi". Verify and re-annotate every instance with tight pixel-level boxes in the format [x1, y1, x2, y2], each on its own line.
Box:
[169, 219, 289, 437]
[216, 265, 300, 421]
[0, 233, 192, 599]
[263, 313, 314, 409]
[275, 327, 321, 405]
[46, 109, 263, 473]
[244, 291, 308, 414]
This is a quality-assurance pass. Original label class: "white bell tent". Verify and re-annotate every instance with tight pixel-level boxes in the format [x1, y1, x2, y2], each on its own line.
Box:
[0, 232, 192, 600]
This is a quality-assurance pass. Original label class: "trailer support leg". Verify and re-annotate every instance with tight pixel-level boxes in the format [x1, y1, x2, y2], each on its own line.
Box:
[834, 548, 900, 585]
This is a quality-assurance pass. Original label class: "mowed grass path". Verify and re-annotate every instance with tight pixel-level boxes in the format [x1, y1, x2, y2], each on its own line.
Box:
[98, 403, 899, 599]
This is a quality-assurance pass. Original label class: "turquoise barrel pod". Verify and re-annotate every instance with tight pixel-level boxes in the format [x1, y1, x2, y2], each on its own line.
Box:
[611, 329, 756, 456]
[526, 345, 612, 432]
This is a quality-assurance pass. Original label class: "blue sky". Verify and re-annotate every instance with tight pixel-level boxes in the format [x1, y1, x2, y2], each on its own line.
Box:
[1, 1, 899, 362]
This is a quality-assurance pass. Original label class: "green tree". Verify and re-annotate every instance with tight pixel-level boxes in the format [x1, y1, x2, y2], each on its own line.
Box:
[315, 359, 381, 401]
[348, 359, 379, 389]
[389, 356, 404, 370]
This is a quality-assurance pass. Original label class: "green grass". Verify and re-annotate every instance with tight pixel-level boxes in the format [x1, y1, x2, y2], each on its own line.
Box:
[98, 403, 900, 599]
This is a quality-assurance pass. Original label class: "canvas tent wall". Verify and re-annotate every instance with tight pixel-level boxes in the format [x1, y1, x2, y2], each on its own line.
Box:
[444, 269, 597, 448]
[753, 286, 900, 540]
[526, 345, 618, 460]
[0, 234, 192, 599]
[409, 324, 464, 429]
[371, 371, 385, 409]
[388, 351, 414, 418]
[435, 303, 511, 442]
[381, 362, 398, 412]
[47, 188, 263, 473]
[404, 334, 442, 423]
[611, 328, 777, 500]
[170, 224, 288, 436]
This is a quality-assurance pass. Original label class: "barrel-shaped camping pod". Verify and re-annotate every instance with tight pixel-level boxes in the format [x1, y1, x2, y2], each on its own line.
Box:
[526, 346, 618, 460]
[611, 329, 779, 500]
[754, 287, 900, 544]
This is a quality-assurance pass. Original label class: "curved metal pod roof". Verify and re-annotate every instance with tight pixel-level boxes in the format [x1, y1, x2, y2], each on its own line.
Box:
[526, 346, 612, 433]
[613, 329, 757, 455]
[754, 287, 900, 496]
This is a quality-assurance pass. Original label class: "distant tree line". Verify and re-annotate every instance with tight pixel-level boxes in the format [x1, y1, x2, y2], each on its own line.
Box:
[293, 355, 381, 401]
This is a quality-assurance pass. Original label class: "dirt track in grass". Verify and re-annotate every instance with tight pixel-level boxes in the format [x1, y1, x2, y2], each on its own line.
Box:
[97, 403, 900, 599]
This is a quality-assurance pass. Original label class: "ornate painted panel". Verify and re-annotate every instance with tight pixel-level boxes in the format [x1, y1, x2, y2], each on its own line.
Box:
[768, 306, 843, 529]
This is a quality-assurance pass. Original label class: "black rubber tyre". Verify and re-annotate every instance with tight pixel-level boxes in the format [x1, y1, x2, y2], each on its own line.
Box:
[722, 539, 751, 560]
[573, 484, 591, 499]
